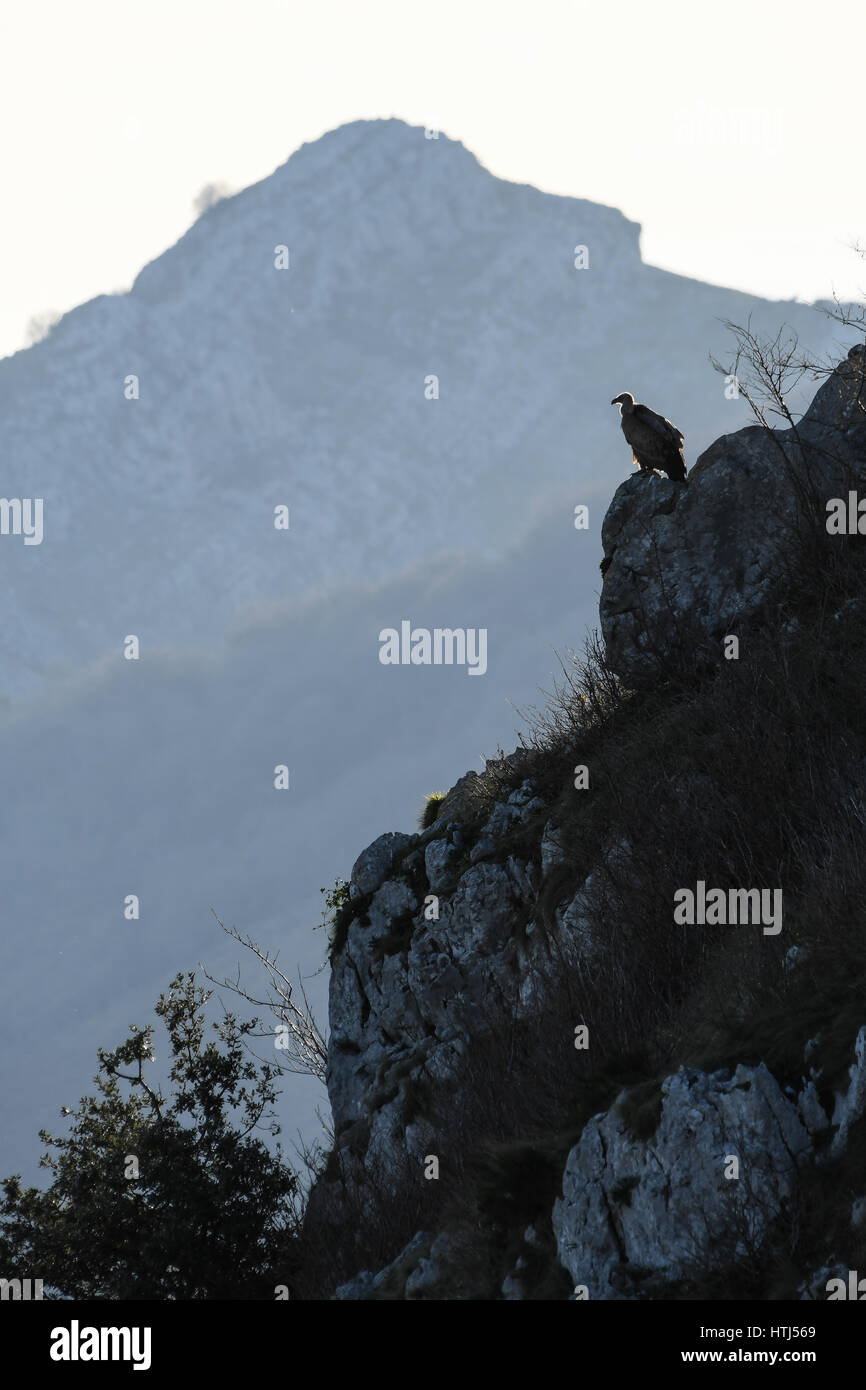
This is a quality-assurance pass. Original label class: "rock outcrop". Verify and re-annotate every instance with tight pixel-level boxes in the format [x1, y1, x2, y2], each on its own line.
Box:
[553, 1062, 811, 1299]
[600, 346, 866, 684]
[304, 356, 866, 1299]
[317, 764, 866, 1299]
[326, 781, 551, 1168]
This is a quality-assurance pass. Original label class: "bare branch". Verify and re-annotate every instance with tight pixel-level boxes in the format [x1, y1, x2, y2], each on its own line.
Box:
[203, 913, 328, 1083]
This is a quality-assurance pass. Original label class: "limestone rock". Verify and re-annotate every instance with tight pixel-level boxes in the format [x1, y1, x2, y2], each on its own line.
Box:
[553, 1062, 811, 1299]
[600, 355, 866, 685]
[424, 836, 461, 891]
[797, 1081, 829, 1138]
[350, 830, 413, 897]
[328, 838, 538, 1151]
[334, 1230, 433, 1301]
[831, 1025, 866, 1157]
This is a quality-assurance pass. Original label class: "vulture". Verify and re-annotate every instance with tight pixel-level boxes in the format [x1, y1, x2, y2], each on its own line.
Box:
[611, 392, 687, 480]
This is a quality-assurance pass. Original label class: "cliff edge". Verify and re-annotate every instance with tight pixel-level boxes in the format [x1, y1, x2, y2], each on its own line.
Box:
[301, 350, 866, 1300]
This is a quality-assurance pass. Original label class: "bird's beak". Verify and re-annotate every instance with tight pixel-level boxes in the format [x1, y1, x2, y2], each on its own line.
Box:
[610, 398, 618, 406]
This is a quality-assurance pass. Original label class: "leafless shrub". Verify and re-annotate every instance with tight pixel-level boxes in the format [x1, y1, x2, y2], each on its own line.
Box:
[709, 288, 866, 602]
[203, 913, 328, 1082]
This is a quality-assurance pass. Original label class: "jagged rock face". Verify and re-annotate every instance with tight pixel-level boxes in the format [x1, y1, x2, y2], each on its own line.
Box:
[830, 1025, 866, 1158]
[553, 1062, 811, 1299]
[321, 780, 866, 1299]
[334, 1231, 435, 1300]
[326, 784, 549, 1165]
[553, 1025, 866, 1300]
[322, 1022, 866, 1299]
[333, 1230, 474, 1301]
[350, 831, 414, 897]
[600, 351, 866, 685]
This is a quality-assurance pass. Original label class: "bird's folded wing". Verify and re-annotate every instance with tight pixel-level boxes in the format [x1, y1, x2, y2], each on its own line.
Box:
[634, 404, 682, 448]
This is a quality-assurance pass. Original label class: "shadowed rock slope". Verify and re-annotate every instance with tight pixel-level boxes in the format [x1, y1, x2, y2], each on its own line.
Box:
[300, 351, 866, 1300]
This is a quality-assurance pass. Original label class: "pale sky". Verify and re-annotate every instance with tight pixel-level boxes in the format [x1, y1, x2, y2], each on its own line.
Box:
[0, 0, 862, 360]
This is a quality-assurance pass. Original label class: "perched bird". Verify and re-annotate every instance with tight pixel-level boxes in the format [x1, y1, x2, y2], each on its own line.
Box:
[611, 392, 687, 480]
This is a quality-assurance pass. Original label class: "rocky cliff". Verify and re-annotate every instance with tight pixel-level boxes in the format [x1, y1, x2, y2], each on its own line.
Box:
[600, 344, 866, 684]
[302, 348, 866, 1300]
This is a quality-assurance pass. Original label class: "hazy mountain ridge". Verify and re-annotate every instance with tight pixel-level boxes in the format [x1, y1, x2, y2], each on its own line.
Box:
[0, 118, 839, 696]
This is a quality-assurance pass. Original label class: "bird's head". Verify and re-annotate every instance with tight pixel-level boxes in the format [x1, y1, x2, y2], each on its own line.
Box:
[611, 392, 634, 409]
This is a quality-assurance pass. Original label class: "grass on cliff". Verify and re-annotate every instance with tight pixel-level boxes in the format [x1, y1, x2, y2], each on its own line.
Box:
[419, 791, 447, 830]
[481, 525, 866, 1077]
